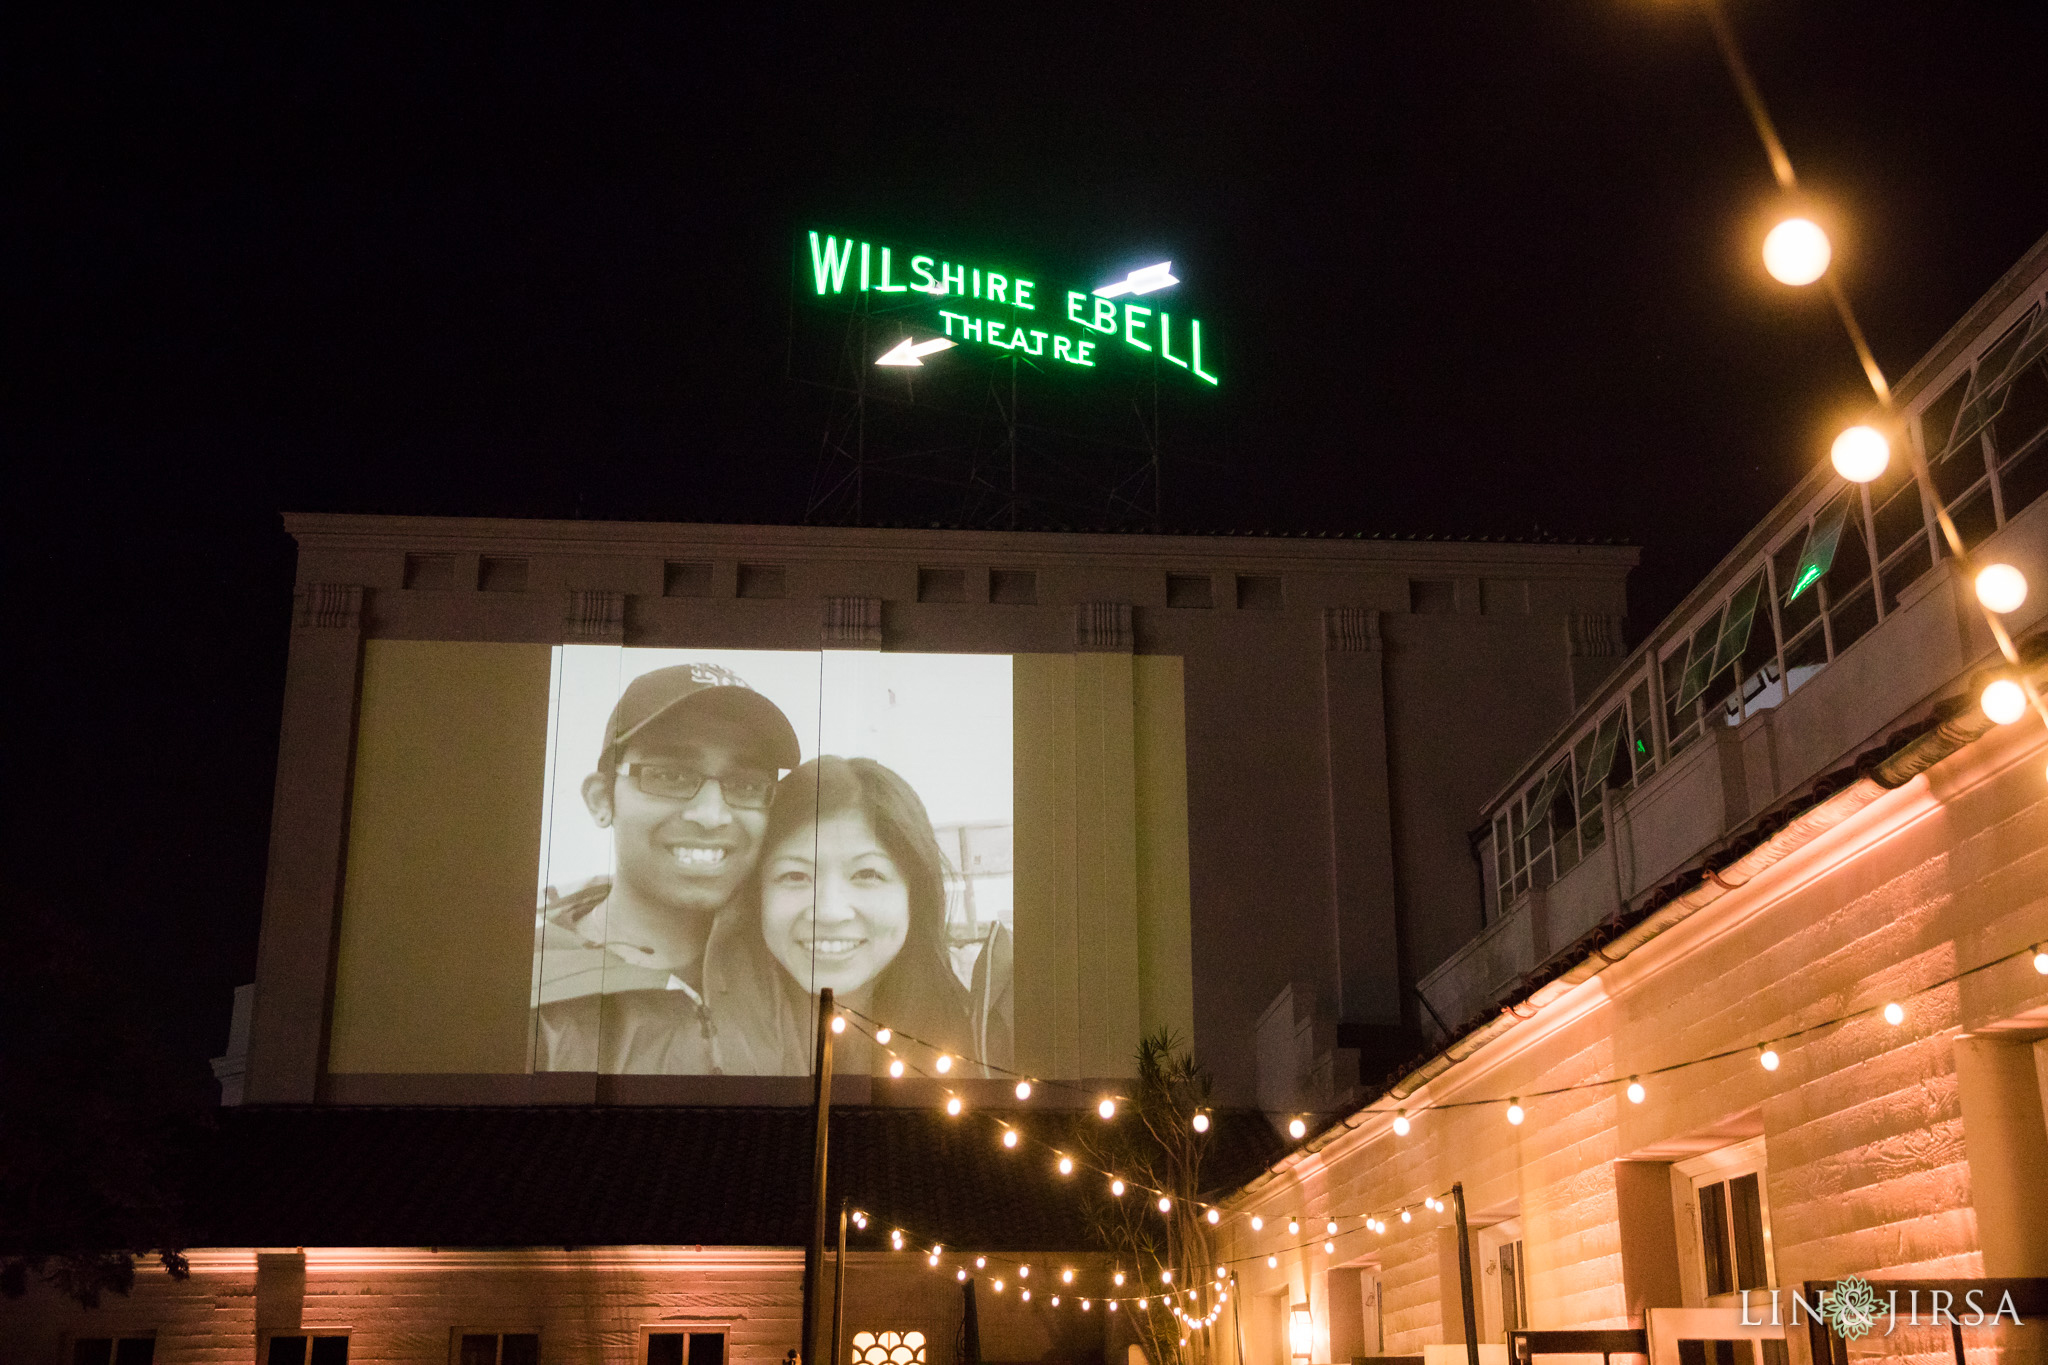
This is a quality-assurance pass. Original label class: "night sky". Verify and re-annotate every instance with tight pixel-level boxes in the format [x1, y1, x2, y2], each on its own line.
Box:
[10, 4, 2047, 1092]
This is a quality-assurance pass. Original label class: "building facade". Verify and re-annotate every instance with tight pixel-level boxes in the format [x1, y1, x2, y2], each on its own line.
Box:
[1221, 239, 2048, 1364]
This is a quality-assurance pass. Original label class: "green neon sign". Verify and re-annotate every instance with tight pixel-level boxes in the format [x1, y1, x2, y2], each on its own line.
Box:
[804, 230, 1220, 386]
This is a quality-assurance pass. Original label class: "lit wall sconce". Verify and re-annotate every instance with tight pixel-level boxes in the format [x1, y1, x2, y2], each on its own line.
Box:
[1289, 1304, 1313, 1360]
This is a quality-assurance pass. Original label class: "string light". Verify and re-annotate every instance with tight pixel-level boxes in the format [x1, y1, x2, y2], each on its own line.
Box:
[874, 1026, 891, 1044]
[1391, 1111, 1410, 1136]
[1506, 1100, 1525, 1126]
[1325, 1219, 1337, 1235]
[1002, 1128, 1019, 1149]
[1111, 1178, 1126, 1197]
[1982, 679, 2028, 725]
[1974, 564, 2029, 614]
[1109, 1302, 1118, 1313]
[1062, 1269, 1075, 1284]
[1883, 1002, 1905, 1026]
[1021, 1289, 1030, 1302]
[1158, 1196, 1172, 1213]
[830, 1014, 847, 1034]
[1287, 1219, 1299, 1235]
[1019, 1265, 1029, 1278]
[1267, 1256, 1278, 1269]
[1323, 1240, 1334, 1254]
[1057, 1155, 1074, 1176]
[1098, 1098, 1117, 1119]
[1192, 1112, 1210, 1133]
[888, 1058, 905, 1079]
[1015, 1080, 1032, 1100]
[1083, 1300, 1091, 1311]
[976, 1257, 987, 1269]
[1206, 1208, 1221, 1225]
[993, 1280, 1004, 1293]
[2035, 945, 2047, 975]
[1762, 217, 1830, 286]
[1250, 1216, 1263, 1231]
[1830, 425, 1890, 484]
[891, 1230, 904, 1249]
[1051, 1296, 1059, 1307]
[945, 1095, 963, 1116]
[1217, 1267, 1227, 1279]
[934, 1054, 952, 1074]
[1759, 1045, 1781, 1072]
[957, 1269, 968, 1282]
[1400, 1209, 1411, 1224]
[1626, 1077, 1646, 1104]
[1287, 1117, 1307, 1139]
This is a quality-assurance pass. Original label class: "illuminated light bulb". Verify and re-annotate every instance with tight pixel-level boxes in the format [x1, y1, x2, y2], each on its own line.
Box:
[935, 1054, 952, 1074]
[1139, 1298, 1148, 1310]
[1192, 1112, 1210, 1133]
[1051, 1296, 1059, 1307]
[888, 1058, 905, 1079]
[1287, 1219, 1299, 1235]
[1161, 1270, 1173, 1284]
[1760, 1046, 1781, 1072]
[1983, 678, 2028, 725]
[1098, 1097, 1117, 1120]
[1831, 425, 1890, 483]
[830, 1014, 846, 1034]
[976, 1257, 987, 1269]
[1082, 1300, 1091, 1311]
[1063, 1269, 1075, 1284]
[1392, 1111, 1410, 1136]
[891, 1230, 904, 1249]
[1217, 1267, 1227, 1280]
[1111, 1178, 1126, 1197]
[1250, 1216, 1263, 1231]
[1883, 1002, 1905, 1026]
[1021, 1290, 1031, 1303]
[957, 1269, 968, 1282]
[994, 1280, 1004, 1294]
[1626, 1078, 1646, 1105]
[1057, 1155, 1074, 1176]
[1267, 1255, 1278, 1269]
[1400, 1209, 1412, 1224]
[1975, 563, 2029, 614]
[1159, 1196, 1173, 1213]
[1326, 1219, 1338, 1235]
[1109, 1301, 1118, 1313]
[928, 1255, 940, 1267]
[1015, 1080, 1032, 1100]
[1207, 1208, 1221, 1225]
[946, 1096, 963, 1116]
[1002, 1128, 1019, 1149]
[1324, 1240, 1334, 1254]
[1762, 217, 1831, 286]
[1114, 1271, 1126, 1287]
[1019, 1266, 1029, 1278]
[1506, 1100, 1525, 1126]
[1288, 1117, 1307, 1140]
[2034, 945, 2047, 974]
[852, 1211, 866, 1227]
[874, 1026, 891, 1044]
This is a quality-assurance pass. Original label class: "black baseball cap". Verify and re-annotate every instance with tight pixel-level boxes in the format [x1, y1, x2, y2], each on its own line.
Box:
[597, 663, 802, 773]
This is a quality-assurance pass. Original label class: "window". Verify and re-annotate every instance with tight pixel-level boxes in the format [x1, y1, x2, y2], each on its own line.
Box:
[647, 1331, 726, 1365]
[1236, 573, 1283, 610]
[917, 567, 966, 602]
[664, 561, 714, 597]
[404, 553, 456, 590]
[264, 1335, 350, 1365]
[990, 569, 1036, 604]
[457, 1333, 540, 1365]
[479, 556, 528, 592]
[851, 1331, 928, 1365]
[71, 1338, 155, 1365]
[1674, 1138, 1774, 1306]
[1166, 573, 1213, 608]
[737, 563, 786, 599]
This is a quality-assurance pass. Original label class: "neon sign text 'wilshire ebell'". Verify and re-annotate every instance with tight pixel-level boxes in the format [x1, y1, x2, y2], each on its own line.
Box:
[806, 230, 1220, 385]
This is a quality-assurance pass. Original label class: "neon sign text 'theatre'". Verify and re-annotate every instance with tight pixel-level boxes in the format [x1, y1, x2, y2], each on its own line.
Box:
[805, 230, 1219, 385]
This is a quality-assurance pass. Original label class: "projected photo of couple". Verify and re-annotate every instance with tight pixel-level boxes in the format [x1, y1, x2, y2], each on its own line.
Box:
[531, 647, 1015, 1077]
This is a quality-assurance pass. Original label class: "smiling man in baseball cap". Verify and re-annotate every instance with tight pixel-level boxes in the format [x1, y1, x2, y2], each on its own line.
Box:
[536, 662, 802, 1073]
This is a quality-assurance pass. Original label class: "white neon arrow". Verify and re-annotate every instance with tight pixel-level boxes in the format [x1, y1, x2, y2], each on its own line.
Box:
[1092, 261, 1179, 298]
[876, 336, 958, 367]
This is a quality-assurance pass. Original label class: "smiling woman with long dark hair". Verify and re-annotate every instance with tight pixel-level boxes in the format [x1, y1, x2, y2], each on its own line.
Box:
[706, 756, 981, 1075]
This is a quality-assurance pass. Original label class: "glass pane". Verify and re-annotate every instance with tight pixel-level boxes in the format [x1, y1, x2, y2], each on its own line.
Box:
[1579, 710, 1625, 798]
[308, 1339, 348, 1365]
[267, 1338, 308, 1365]
[1676, 616, 1724, 707]
[73, 1341, 114, 1365]
[1950, 481, 1998, 549]
[1869, 479, 1926, 562]
[1628, 680, 1657, 783]
[502, 1338, 540, 1365]
[1771, 536, 1819, 644]
[1999, 434, 2048, 522]
[1818, 500, 1874, 642]
[114, 1343, 156, 1365]
[648, 1334, 687, 1365]
[1880, 537, 1933, 615]
[1783, 622, 1828, 694]
[1729, 1173, 1769, 1291]
[1828, 581, 1878, 657]
[688, 1334, 726, 1365]
[1785, 495, 1851, 604]
[1953, 306, 2042, 453]
[1920, 373, 1968, 461]
[1989, 344, 2048, 462]
[1698, 1181, 1734, 1298]
[461, 1336, 498, 1365]
[1709, 575, 1765, 677]
[1663, 645, 1700, 758]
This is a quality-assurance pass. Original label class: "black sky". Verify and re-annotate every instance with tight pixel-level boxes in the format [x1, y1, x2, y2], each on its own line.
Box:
[9, 3, 2047, 1088]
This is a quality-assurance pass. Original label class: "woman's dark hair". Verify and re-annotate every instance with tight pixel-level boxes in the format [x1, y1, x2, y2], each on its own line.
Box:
[761, 757, 971, 1039]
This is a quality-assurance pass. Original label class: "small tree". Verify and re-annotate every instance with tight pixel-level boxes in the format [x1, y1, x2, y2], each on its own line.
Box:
[1081, 1028, 1220, 1365]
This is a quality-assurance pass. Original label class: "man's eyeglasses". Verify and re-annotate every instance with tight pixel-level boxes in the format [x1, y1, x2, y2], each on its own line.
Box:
[618, 763, 778, 810]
